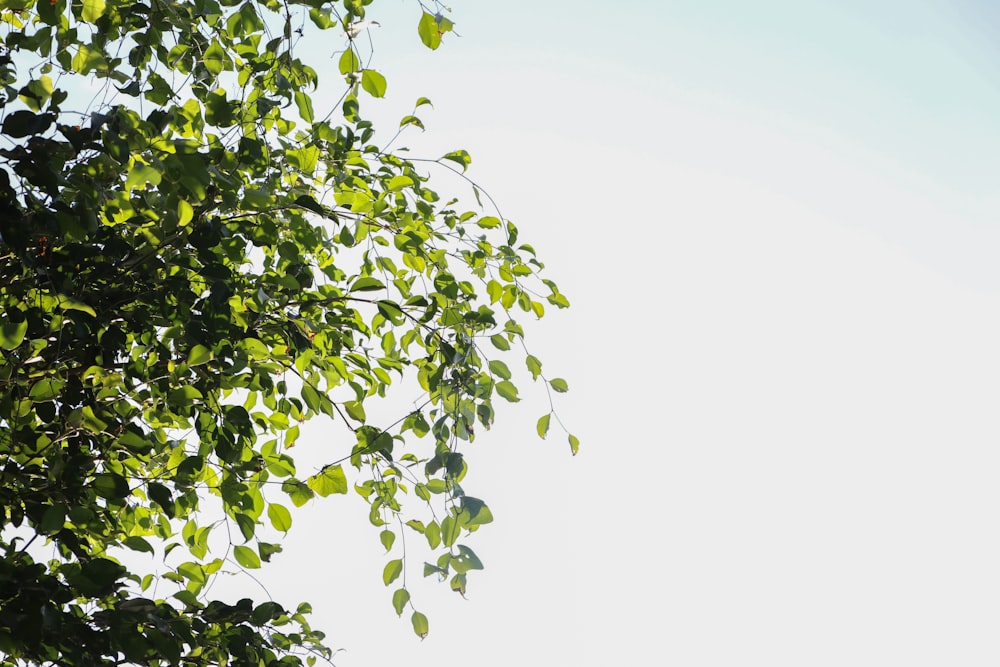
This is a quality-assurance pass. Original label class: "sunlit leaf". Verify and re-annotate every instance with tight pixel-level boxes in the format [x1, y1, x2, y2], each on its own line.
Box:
[308, 465, 348, 496]
[234, 545, 261, 569]
[267, 504, 293, 532]
[361, 69, 387, 98]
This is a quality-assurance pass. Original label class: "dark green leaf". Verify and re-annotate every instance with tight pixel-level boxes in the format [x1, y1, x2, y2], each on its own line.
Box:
[307, 465, 348, 496]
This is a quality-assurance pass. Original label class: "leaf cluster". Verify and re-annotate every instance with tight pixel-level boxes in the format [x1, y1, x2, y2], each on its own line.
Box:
[0, 0, 572, 664]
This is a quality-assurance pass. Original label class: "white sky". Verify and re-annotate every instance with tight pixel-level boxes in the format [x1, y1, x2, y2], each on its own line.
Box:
[207, 1, 1000, 665]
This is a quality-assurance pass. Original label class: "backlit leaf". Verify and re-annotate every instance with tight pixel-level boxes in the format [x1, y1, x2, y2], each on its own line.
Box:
[234, 545, 261, 569]
[308, 465, 348, 496]
[267, 504, 292, 532]
[361, 69, 387, 98]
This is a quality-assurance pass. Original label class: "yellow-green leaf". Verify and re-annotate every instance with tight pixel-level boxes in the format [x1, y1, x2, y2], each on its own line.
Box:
[81, 0, 107, 23]
[550, 377, 569, 393]
[536, 413, 550, 439]
[187, 344, 212, 366]
[338, 48, 361, 74]
[387, 175, 413, 191]
[417, 12, 441, 50]
[233, 545, 261, 569]
[267, 504, 292, 532]
[307, 465, 348, 496]
[294, 90, 314, 123]
[361, 69, 387, 98]
[178, 199, 194, 226]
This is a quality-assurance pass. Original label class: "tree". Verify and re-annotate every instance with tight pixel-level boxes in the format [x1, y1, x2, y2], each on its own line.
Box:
[0, 1, 575, 665]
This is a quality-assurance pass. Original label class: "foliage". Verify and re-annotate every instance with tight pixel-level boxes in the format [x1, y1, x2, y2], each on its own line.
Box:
[0, 0, 574, 665]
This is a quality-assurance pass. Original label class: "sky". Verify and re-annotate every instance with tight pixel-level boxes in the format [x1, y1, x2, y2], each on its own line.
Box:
[209, 1, 1000, 665]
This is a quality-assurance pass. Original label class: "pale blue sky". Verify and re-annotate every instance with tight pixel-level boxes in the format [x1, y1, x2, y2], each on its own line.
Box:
[209, 2, 1000, 665]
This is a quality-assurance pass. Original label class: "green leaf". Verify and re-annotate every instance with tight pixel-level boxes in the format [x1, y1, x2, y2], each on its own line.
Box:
[235, 513, 256, 542]
[282, 479, 315, 507]
[526, 355, 542, 380]
[379, 529, 395, 552]
[411, 610, 429, 639]
[81, 406, 109, 433]
[477, 216, 502, 229]
[425, 521, 441, 549]
[29, 378, 63, 401]
[550, 377, 569, 393]
[495, 380, 519, 403]
[417, 12, 441, 50]
[123, 536, 155, 554]
[382, 559, 402, 586]
[441, 515, 459, 547]
[307, 465, 348, 497]
[267, 504, 292, 532]
[569, 434, 580, 455]
[399, 115, 424, 130]
[93, 473, 129, 500]
[350, 276, 385, 291]
[490, 334, 510, 351]
[361, 69, 387, 98]
[126, 162, 162, 192]
[344, 400, 366, 422]
[203, 39, 226, 75]
[187, 344, 212, 366]
[233, 545, 261, 569]
[40, 505, 65, 533]
[338, 48, 361, 74]
[488, 360, 511, 380]
[56, 295, 96, 317]
[81, 0, 106, 23]
[177, 199, 194, 226]
[441, 149, 471, 172]
[392, 588, 410, 616]
[536, 413, 551, 439]
[0, 321, 28, 350]
[387, 175, 413, 191]
[71, 44, 105, 74]
[294, 90, 315, 123]
[68, 558, 125, 597]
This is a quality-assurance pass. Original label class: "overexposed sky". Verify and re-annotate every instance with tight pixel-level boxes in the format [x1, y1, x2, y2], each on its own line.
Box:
[211, 2, 1000, 665]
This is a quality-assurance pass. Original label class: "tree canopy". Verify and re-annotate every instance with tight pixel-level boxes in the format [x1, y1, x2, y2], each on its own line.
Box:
[0, 1, 574, 665]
